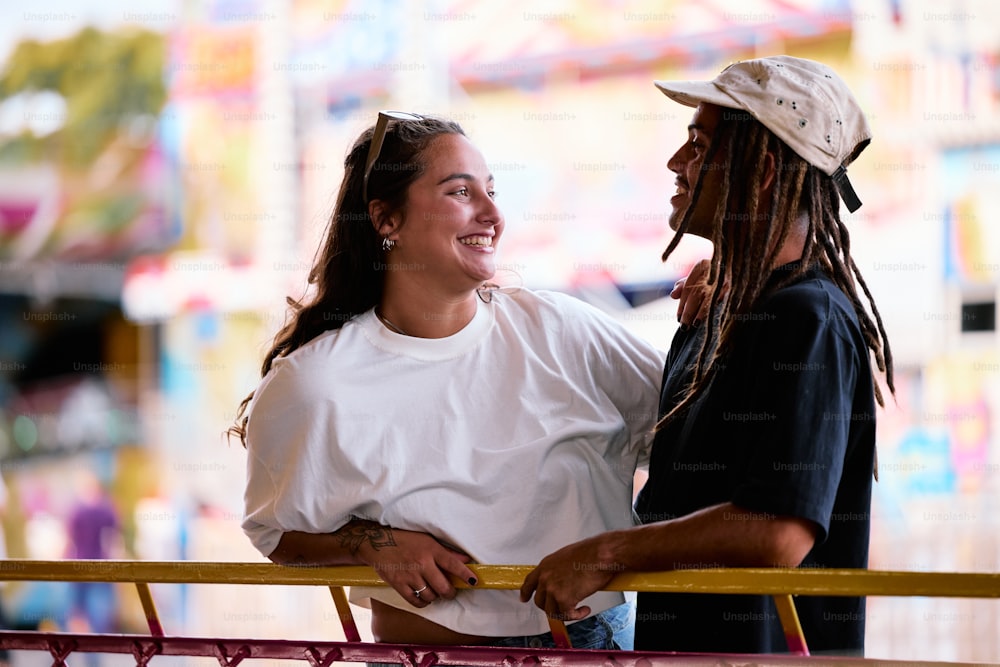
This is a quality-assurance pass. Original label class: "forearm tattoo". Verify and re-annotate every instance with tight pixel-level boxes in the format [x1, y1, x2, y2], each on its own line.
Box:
[338, 519, 397, 554]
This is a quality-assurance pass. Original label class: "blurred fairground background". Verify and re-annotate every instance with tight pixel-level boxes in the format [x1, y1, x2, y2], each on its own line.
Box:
[0, 0, 998, 664]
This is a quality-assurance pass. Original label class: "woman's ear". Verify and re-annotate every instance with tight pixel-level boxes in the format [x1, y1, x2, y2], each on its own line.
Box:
[369, 200, 401, 240]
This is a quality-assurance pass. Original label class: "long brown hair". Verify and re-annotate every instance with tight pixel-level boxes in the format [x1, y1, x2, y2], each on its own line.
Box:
[658, 110, 894, 428]
[228, 116, 465, 446]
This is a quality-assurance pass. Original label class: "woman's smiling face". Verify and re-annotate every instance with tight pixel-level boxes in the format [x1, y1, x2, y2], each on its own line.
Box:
[388, 133, 504, 291]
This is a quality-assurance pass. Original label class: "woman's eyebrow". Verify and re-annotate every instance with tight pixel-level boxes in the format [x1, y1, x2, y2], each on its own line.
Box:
[436, 173, 473, 185]
[436, 173, 495, 185]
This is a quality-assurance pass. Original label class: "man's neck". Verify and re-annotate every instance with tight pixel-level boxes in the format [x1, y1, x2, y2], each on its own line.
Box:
[768, 212, 808, 270]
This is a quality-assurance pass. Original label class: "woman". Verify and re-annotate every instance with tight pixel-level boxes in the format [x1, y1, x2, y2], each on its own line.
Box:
[233, 112, 663, 650]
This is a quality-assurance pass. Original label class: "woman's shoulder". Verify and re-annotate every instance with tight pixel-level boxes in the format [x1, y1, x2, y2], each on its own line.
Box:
[256, 317, 368, 391]
[271, 327, 342, 368]
[246, 325, 356, 425]
[492, 286, 597, 321]
[489, 287, 640, 352]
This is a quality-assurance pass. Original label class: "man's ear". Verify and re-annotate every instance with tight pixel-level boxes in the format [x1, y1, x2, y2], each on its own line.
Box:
[369, 200, 401, 240]
[760, 150, 776, 193]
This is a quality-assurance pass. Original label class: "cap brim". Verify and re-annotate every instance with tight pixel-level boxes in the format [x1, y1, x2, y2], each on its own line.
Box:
[653, 80, 744, 112]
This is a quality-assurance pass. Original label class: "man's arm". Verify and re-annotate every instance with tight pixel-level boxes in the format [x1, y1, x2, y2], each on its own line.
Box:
[520, 502, 817, 620]
[270, 520, 479, 608]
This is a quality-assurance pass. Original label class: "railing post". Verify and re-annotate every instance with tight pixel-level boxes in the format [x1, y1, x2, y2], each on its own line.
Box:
[546, 618, 572, 648]
[772, 593, 809, 655]
[328, 585, 361, 642]
[134, 582, 165, 636]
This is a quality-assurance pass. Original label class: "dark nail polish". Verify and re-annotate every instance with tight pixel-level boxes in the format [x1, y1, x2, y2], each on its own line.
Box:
[468, 577, 478, 586]
[679, 324, 689, 332]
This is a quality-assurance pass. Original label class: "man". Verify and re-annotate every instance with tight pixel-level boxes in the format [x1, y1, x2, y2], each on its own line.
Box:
[521, 56, 894, 655]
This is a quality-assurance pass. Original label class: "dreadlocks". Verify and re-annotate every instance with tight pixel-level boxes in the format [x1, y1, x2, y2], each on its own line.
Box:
[657, 110, 894, 429]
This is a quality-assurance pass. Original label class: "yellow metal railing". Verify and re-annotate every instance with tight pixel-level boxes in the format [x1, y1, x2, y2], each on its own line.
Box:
[7, 560, 1000, 596]
[1, 560, 999, 665]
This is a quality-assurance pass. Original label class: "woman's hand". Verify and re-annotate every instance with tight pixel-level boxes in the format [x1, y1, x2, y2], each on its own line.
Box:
[671, 259, 713, 327]
[347, 522, 479, 608]
[269, 521, 478, 609]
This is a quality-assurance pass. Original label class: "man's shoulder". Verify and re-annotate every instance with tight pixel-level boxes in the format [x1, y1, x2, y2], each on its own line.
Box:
[757, 270, 860, 331]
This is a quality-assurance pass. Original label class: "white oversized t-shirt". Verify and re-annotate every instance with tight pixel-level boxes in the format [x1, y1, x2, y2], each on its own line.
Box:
[243, 288, 664, 636]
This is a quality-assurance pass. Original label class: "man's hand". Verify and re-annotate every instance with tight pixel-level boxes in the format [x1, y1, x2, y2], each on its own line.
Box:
[345, 522, 478, 609]
[519, 536, 619, 621]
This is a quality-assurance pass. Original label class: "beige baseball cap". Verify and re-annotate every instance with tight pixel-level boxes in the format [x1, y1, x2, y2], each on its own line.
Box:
[654, 56, 871, 212]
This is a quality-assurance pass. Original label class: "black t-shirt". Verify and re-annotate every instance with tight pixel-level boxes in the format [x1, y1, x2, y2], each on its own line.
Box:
[634, 265, 876, 655]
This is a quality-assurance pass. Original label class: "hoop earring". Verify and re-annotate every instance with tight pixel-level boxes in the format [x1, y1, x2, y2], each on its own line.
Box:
[381, 237, 395, 251]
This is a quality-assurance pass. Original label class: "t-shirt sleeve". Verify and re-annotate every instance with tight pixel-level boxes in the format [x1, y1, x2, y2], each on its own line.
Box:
[241, 355, 361, 559]
[729, 290, 860, 543]
[548, 292, 666, 466]
[242, 444, 284, 558]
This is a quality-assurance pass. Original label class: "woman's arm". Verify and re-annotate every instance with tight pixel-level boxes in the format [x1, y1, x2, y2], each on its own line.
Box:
[269, 519, 479, 607]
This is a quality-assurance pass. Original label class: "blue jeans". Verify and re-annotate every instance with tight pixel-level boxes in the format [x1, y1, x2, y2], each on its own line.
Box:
[492, 600, 633, 650]
[368, 601, 634, 666]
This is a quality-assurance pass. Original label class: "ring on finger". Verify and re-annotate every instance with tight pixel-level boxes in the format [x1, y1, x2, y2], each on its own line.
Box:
[413, 585, 428, 599]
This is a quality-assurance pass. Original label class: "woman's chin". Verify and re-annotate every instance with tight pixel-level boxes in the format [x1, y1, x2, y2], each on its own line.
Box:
[463, 262, 498, 285]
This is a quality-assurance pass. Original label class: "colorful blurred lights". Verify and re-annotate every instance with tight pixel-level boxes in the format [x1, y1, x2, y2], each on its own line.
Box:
[12, 415, 38, 451]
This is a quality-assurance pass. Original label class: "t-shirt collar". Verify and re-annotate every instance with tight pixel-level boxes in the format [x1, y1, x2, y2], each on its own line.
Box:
[764, 260, 825, 292]
[358, 297, 493, 361]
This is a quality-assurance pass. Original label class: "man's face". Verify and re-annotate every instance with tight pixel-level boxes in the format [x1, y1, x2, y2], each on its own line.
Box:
[666, 102, 727, 240]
